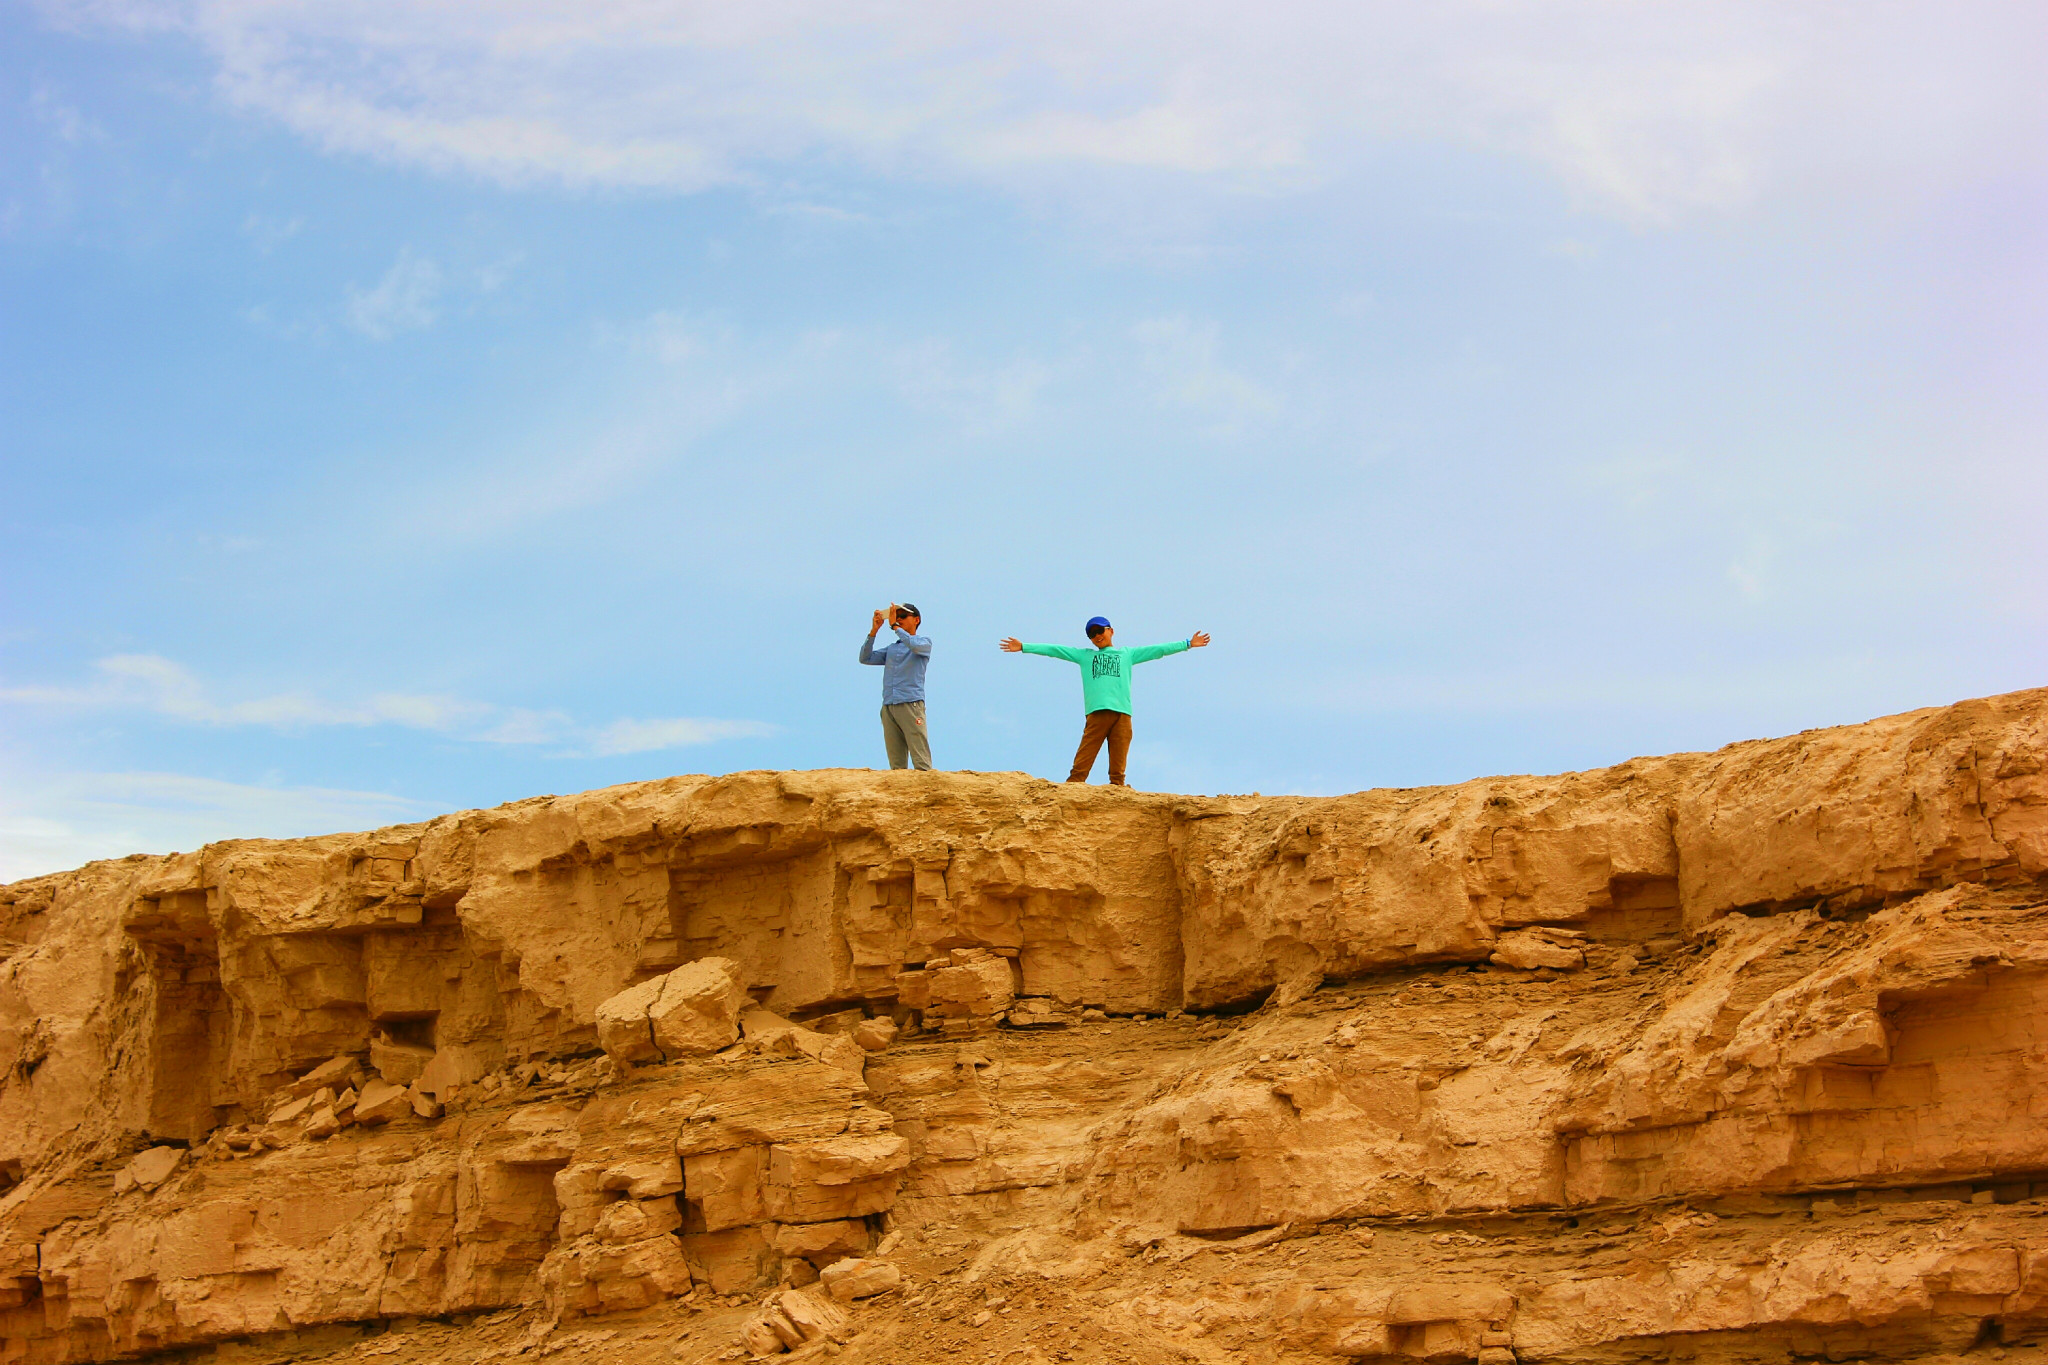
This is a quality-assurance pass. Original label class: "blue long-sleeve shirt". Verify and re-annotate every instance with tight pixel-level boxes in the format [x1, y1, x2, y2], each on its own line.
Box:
[859, 626, 931, 704]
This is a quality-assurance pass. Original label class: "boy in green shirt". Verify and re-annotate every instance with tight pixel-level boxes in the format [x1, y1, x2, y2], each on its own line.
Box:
[999, 616, 1211, 785]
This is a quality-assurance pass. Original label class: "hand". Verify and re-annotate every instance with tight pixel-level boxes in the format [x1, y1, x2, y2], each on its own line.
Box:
[887, 603, 900, 629]
[870, 608, 886, 633]
[1190, 630, 1211, 648]
[999, 637, 1023, 653]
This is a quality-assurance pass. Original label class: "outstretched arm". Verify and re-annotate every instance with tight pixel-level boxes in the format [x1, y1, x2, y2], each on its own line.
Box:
[1129, 631, 1210, 664]
[1003, 640, 1091, 662]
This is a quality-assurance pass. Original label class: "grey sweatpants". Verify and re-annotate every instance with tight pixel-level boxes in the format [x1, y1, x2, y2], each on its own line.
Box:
[881, 701, 933, 770]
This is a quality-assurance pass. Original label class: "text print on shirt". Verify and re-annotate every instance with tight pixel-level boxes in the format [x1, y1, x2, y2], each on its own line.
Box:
[1091, 653, 1122, 679]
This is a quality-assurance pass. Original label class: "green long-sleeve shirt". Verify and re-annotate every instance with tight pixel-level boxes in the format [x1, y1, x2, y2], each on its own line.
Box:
[1020, 640, 1191, 715]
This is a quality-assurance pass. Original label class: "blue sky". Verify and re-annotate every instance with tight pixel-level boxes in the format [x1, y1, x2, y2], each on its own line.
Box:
[3, 2, 2044, 878]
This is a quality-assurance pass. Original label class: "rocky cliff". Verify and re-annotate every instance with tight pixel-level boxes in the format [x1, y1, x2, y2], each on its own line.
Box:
[2, 688, 2045, 1365]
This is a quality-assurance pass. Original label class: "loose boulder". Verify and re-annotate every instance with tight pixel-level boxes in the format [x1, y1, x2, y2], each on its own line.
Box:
[820, 1256, 902, 1301]
[115, 1146, 183, 1193]
[370, 1036, 435, 1086]
[595, 956, 747, 1063]
[353, 1077, 412, 1125]
[851, 1016, 899, 1051]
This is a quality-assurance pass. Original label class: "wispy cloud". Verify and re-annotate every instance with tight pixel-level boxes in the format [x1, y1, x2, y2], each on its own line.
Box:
[1132, 315, 1279, 436]
[0, 653, 490, 729]
[0, 655, 773, 756]
[41, 2, 2037, 225]
[0, 767, 430, 881]
[590, 717, 778, 756]
[30, 77, 107, 145]
[383, 310, 768, 543]
[241, 211, 304, 252]
[347, 246, 443, 339]
[891, 339, 1056, 434]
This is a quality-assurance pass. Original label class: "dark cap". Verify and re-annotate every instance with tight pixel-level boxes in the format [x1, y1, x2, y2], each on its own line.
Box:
[896, 603, 920, 618]
[1085, 616, 1111, 635]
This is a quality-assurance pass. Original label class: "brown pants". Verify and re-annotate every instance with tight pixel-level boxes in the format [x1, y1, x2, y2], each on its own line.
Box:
[1067, 709, 1133, 784]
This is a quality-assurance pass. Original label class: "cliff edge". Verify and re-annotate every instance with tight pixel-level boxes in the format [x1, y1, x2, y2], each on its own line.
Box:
[2, 688, 2045, 1365]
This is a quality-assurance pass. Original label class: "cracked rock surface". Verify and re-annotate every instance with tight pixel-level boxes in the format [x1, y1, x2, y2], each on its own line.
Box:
[1, 686, 2045, 1363]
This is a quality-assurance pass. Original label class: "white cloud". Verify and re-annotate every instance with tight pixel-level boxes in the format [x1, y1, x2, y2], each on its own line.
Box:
[241, 211, 303, 252]
[347, 246, 443, 339]
[240, 301, 328, 341]
[892, 340, 1056, 434]
[382, 309, 780, 543]
[0, 655, 774, 757]
[31, 77, 107, 145]
[1132, 315, 1279, 436]
[589, 717, 778, 756]
[0, 768, 428, 882]
[474, 708, 573, 746]
[0, 653, 490, 730]
[37, 2, 2041, 224]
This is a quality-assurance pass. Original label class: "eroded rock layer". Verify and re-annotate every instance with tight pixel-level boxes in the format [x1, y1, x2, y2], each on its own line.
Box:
[1, 687, 2045, 1365]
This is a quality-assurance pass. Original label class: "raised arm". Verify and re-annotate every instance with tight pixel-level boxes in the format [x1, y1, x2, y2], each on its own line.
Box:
[859, 608, 888, 663]
[895, 627, 932, 656]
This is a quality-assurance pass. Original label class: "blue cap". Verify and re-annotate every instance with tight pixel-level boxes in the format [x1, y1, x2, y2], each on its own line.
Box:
[1085, 616, 1112, 635]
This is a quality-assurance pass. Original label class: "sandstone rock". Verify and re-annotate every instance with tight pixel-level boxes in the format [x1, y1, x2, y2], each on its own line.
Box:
[682, 1147, 767, 1231]
[594, 1196, 682, 1244]
[818, 1256, 901, 1300]
[775, 1285, 852, 1340]
[771, 1219, 870, 1265]
[895, 969, 931, 1010]
[600, 1155, 683, 1198]
[1488, 928, 1585, 971]
[595, 957, 746, 1063]
[405, 1081, 442, 1119]
[545, 1228, 695, 1318]
[741, 1316, 787, 1355]
[1385, 1283, 1515, 1323]
[267, 1093, 316, 1125]
[353, 1077, 412, 1125]
[683, 1223, 777, 1295]
[281, 1054, 360, 1099]
[851, 1016, 898, 1051]
[1005, 997, 1075, 1028]
[740, 1006, 866, 1075]
[412, 1042, 497, 1103]
[927, 951, 1015, 1019]
[4, 688, 2047, 1364]
[763, 1133, 910, 1222]
[807, 1007, 867, 1035]
[371, 1035, 436, 1086]
[116, 1145, 182, 1193]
